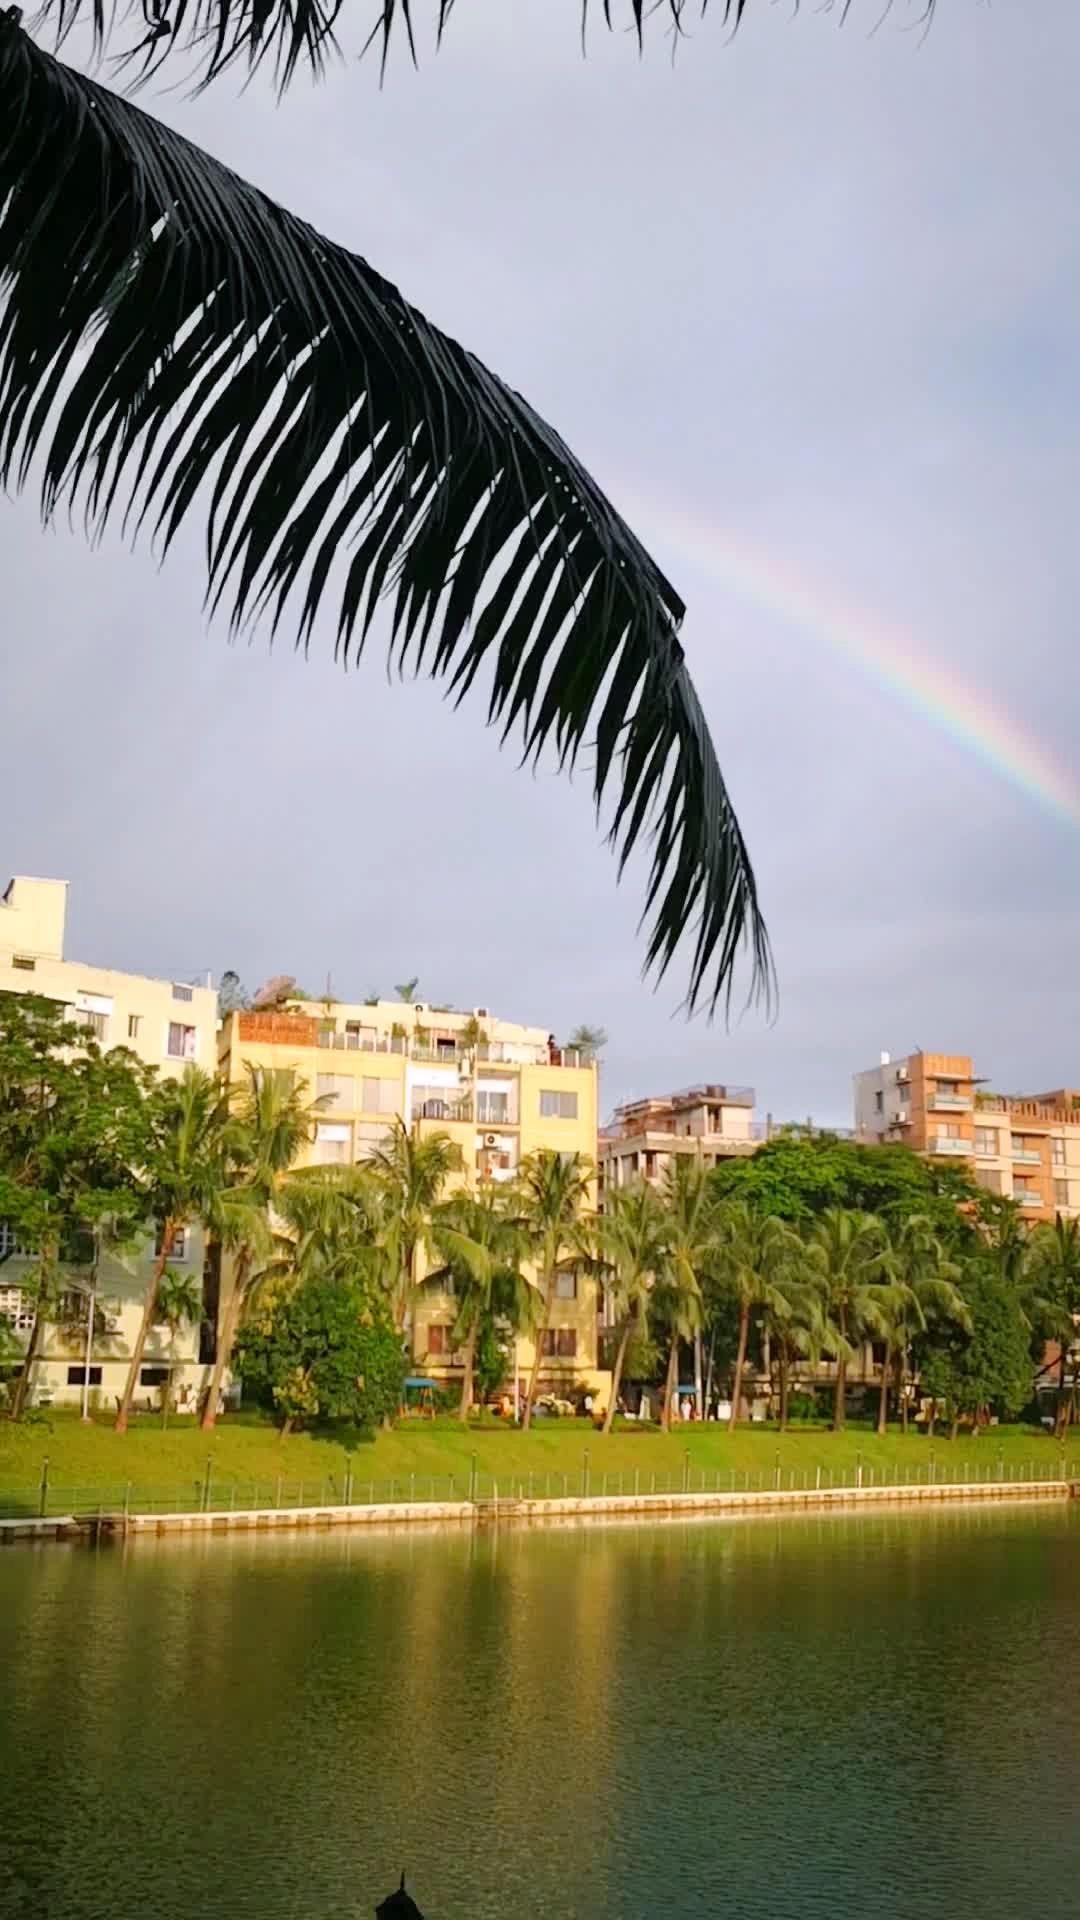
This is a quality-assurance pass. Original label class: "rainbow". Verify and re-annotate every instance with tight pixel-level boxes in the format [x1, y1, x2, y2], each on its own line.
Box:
[625, 496, 1080, 830]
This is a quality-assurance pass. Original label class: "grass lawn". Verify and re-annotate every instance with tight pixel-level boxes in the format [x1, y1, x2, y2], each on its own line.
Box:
[1, 1411, 1078, 1514]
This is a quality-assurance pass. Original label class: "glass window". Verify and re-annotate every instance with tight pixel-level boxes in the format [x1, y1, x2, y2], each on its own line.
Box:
[1052, 1140, 1066, 1166]
[1055, 1180, 1070, 1208]
[477, 1090, 510, 1125]
[361, 1077, 397, 1115]
[540, 1090, 578, 1120]
[167, 1023, 196, 1060]
[140, 1366, 169, 1387]
[67, 1365, 103, 1387]
[155, 1227, 188, 1260]
[314, 1123, 350, 1165]
[127, 1014, 141, 1039]
[974, 1129, 997, 1156]
[317, 1074, 353, 1111]
[12, 955, 35, 972]
[171, 983, 193, 1003]
[555, 1268, 578, 1300]
[426, 1324, 448, 1355]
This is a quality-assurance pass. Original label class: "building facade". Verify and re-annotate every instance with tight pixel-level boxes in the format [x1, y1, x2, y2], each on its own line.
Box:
[599, 1083, 761, 1197]
[217, 995, 609, 1403]
[854, 1048, 1080, 1223]
[0, 874, 218, 1409]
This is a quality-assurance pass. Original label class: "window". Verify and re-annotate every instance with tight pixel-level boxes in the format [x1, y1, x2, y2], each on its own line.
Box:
[12, 955, 35, 972]
[316, 1074, 354, 1111]
[171, 983, 194, 1003]
[140, 1366, 169, 1387]
[975, 1169, 1002, 1194]
[541, 1328, 576, 1359]
[539, 1090, 579, 1121]
[155, 1227, 189, 1260]
[128, 1014, 141, 1040]
[167, 1023, 196, 1060]
[974, 1129, 997, 1157]
[361, 1076, 398, 1115]
[76, 1009, 108, 1041]
[1052, 1139, 1066, 1167]
[67, 1365, 103, 1387]
[0, 1286, 33, 1331]
[477, 1090, 511, 1125]
[314, 1123, 350, 1165]
[555, 1268, 578, 1301]
[935, 1080, 959, 1098]
[874, 1090, 884, 1113]
[426, 1324, 448, 1355]
[1055, 1180, 1070, 1208]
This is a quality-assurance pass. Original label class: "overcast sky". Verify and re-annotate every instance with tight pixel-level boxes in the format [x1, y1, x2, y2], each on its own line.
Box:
[6, 1, 1079, 1124]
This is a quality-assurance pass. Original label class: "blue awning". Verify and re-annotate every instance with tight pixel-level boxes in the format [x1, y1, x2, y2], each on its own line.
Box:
[403, 1376, 437, 1390]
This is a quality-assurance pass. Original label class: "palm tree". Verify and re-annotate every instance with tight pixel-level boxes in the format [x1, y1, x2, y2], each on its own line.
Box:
[714, 1200, 805, 1432]
[651, 1251, 703, 1433]
[427, 1187, 533, 1422]
[115, 1067, 233, 1433]
[876, 1216, 969, 1434]
[516, 1150, 594, 1430]
[1026, 1215, 1080, 1435]
[0, 15, 771, 1023]
[592, 1181, 663, 1434]
[157, 1268, 203, 1427]
[658, 1159, 721, 1419]
[764, 1276, 836, 1432]
[805, 1209, 891, 1431]
[369, 1121, 464, 1332]
[567, 1026, 608, 1062]
[201, 1064, 320, 1429]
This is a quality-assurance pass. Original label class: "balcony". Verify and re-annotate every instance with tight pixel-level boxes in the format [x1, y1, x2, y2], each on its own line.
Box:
[1015, 1190, 1043, 1208]
[316, 1029, 407, 1054]
[930, 1136, 971, 1157]
[412, 1097, 474, 1124]
[928, 1092, 973, 1111]
[1011, 1147, 1041, 1165]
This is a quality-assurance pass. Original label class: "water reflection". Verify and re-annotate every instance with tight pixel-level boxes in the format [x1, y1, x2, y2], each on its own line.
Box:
[2, 1506, 1079, 1919]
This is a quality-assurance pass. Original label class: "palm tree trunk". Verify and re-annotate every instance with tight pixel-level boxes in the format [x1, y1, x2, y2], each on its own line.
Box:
[900, 1349, 910, 1435]
[703, 1328, 716, 1421]
[9, 1285, 47, 1422]
[833, 1304, 848, 1431]
[522, 1278, 552, 1432]
[661, 1333, 679, 1432]
[728, 1299, 750, 1434]
[1056, 1344, 1069, 1438]
[115, 1232, 172, 1433]
[927, 1401, 936, 1438]
[201, 1251, 250, 1431]
[162, 1329, 176, 1429]
[457, 1320, 478, 1424]
[603, 1320, 632, 1436]
[949, 1412, 960, 1443]
[876, 1348, 891, 1436]
[778, 1343, 790, 1432]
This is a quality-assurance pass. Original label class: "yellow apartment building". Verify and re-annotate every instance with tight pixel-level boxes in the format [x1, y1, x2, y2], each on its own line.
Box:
[217, 994, 609, 1404]
[853, 1047, 1080, 1223]
[0, 874, 218, 1409]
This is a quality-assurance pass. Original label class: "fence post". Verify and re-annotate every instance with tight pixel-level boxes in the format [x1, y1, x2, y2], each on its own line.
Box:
[583, 1449, 590, 1499]
[344, 1466, 353, 1508]
[774, 1451, 780, 1491]
[856, 1451, 863, 1490]
[123, 1482, 130, 1524]
[469, 1452, 477, 1503]
[38, 1456, 49, 1519]
[201, 1458, 213, 1513]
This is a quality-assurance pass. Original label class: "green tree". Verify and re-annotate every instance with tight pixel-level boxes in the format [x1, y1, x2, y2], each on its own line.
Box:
[235, 1272, 403, 1435]
[1025, 1215, 1080, 1435]
[592, 1181, 664, 1434]
[763, 1276, 837, 1432]
[713, 1199, 805, 1432]
[920, 1263, 1031, 1438]
[0, 995, 153, 1419]
[710, 1134, 978, 1243]
[369, 1120, 464, 1332]
[427, 1187, 533, 1422]
[658, 1160, 723, 1417]
[567, 1026, 608, 1062]
[157, 1267, 203, 1427]
[875, 1216, 969, 1434]
[804, 1208, 890, 1430]
[201, 1064, 320, 1429]
[516, 1150, 594, 1431]
[115, 1067, 233, 1433]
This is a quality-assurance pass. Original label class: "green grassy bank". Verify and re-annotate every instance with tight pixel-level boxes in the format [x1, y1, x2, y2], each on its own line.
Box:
[2, 1412, 1078, 1515]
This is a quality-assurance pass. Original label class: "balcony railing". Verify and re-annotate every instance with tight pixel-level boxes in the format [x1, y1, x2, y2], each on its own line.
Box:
[1015, 1190, 1043, 1208]
[412, 1098, 474, 1124]
[316, 1029, 407, 1054]
[1011, 1147, 1041, 1164]
[928, 1093, 973, 1111]
[930, 1136, 971, 1156]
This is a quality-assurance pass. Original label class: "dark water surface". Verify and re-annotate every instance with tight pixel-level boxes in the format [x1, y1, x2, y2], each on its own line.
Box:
[2, 1503, 1077, 1920]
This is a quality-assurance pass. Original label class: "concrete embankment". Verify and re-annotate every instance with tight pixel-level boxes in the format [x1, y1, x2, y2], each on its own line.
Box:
[2, 1477, 1075, 1545]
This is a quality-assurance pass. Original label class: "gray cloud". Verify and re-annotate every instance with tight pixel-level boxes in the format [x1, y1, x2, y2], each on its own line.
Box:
[5, 0, 1079, 1126]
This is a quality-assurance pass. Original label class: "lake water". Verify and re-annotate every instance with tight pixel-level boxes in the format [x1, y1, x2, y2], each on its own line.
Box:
[2, 1504, 1078, 1920]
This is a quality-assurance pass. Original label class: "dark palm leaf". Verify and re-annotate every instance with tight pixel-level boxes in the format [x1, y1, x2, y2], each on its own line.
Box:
[0, 17, 772, 1012]
[27, 0, 937, 96]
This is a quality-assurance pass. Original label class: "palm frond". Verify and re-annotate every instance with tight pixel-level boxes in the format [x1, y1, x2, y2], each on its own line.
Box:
[0, 19, 770, 1014]
[26, 0, 938, 93]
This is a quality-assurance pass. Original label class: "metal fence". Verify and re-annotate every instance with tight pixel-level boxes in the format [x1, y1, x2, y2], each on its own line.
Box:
[0, 1452, 1074, 1522]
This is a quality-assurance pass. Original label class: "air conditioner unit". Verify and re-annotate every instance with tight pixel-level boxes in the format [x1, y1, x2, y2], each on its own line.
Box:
[896, 1067, 909, 1082]
[483, 1132, 498, 1149]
